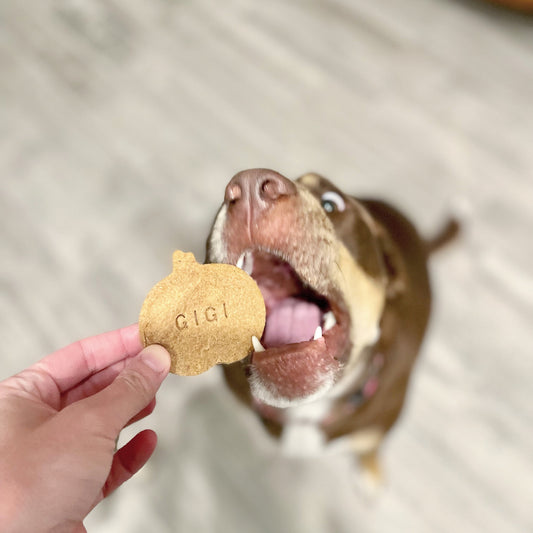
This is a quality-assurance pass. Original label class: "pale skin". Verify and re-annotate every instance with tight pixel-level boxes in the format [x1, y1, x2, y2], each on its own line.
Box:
[0, 324, 171, 533]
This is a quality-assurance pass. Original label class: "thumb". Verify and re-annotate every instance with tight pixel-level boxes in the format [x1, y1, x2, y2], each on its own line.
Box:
[78, 344, 171, 436]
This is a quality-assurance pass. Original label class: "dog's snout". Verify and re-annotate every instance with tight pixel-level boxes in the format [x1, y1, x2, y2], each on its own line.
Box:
[260, 174, 295, 202]
[224, 169, 296, 209]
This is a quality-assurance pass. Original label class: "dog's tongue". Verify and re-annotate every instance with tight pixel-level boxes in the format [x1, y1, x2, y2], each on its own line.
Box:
[261, 297, 321, 347]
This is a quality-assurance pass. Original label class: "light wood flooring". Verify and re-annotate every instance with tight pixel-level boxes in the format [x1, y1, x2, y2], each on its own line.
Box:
[1, 1, 532, 531]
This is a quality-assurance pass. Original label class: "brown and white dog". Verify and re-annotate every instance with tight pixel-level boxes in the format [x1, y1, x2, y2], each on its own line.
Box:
[206, 169, 458, 483]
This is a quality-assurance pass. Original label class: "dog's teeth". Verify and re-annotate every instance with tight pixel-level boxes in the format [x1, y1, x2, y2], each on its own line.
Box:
[252, 335, 265, 352]
[243, 251, 254, 276]
[323, 311, 337, 332]
[236, 252, 254, 275]
[313, 326, 323, 341]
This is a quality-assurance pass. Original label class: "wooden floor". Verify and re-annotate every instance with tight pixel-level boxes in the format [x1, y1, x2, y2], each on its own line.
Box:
[1, 1, 532, 532]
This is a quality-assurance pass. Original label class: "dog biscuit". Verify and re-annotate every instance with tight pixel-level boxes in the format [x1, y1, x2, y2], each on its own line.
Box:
[139, 250, 266, 375]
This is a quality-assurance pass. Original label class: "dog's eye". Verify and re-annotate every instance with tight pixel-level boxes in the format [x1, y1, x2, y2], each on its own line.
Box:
[321, 191, 345, 214]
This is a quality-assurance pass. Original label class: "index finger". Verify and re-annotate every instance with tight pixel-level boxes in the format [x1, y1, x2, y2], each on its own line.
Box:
[33, 324, 143, 394]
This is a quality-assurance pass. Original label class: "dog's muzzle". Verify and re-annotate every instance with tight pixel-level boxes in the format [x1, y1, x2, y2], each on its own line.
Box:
[207, 169, 352, 407]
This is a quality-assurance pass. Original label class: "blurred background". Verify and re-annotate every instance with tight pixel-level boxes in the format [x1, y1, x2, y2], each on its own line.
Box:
[1, 1, 532, 532]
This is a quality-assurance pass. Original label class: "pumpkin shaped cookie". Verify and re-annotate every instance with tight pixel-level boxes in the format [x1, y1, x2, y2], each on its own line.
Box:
[139, 251, 266, 375]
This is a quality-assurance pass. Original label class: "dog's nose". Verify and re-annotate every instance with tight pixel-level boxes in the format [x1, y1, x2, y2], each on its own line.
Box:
[224, 169, 296, 209]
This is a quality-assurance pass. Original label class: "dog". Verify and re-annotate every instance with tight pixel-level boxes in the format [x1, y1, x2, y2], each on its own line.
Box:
[206, 168, 458, 484]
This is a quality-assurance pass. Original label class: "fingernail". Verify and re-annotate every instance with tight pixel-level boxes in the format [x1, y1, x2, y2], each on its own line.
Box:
[140, 345, 171, 373]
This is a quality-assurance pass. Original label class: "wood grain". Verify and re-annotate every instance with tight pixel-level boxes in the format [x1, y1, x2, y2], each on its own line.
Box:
[1, 1, 531, 532]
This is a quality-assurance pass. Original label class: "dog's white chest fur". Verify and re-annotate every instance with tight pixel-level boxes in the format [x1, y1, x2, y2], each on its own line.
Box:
[280, 399, 333, 456]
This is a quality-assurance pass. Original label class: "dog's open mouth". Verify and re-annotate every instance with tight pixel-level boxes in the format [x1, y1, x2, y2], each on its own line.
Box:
[235, 249, 350, 405]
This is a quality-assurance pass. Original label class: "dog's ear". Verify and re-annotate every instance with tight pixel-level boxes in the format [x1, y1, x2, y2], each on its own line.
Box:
[345, 196, 407, 300]
[374, 226, 407, 300]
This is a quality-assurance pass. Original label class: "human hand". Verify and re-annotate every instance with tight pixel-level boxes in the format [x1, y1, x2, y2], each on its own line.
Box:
[0, 325, 170, 533]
